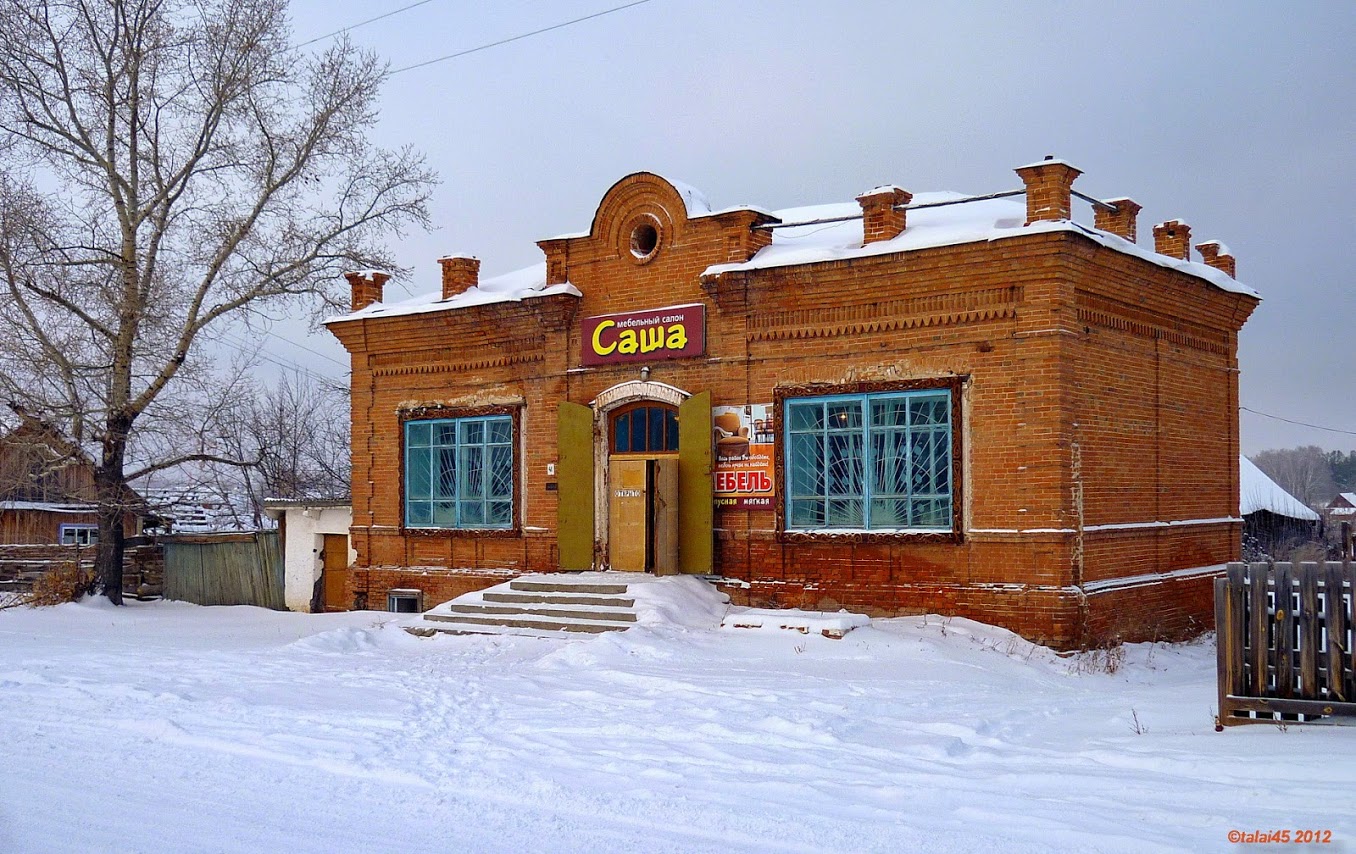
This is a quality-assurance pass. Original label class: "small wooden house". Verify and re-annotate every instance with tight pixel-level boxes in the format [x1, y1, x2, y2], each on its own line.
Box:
[0, 422, 106, 545]
[1240, 456, 1320, 559]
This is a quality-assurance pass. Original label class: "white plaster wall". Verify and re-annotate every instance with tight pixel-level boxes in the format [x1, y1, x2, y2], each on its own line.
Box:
[279, 505, 353, 612]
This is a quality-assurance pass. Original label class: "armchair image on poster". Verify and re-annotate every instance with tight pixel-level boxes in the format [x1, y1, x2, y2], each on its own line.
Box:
[712, 404, 775, 509]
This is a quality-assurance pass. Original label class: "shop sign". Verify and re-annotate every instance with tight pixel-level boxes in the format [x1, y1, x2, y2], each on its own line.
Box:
[581, 304, 705, 366]
[713, 403, 776, 510]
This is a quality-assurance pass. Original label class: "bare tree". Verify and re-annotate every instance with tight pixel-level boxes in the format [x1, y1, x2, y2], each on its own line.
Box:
[0, 0, 433, 602]
[214, 371, 351, 526]
[1250, 446, 1339, 510]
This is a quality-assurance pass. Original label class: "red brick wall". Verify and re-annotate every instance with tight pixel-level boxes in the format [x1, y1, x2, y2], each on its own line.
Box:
[342, 565, 518, 612]
[330, 172, 1256, 649]
[1081, 570, 1221, 645]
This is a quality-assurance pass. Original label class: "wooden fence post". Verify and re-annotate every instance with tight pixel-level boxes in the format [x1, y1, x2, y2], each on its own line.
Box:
[1217, 568, 1242, 726]
[1274, 562, 1294, 698]
[1247, 563, 1270, 697]
[1324, 562, 1348, 702]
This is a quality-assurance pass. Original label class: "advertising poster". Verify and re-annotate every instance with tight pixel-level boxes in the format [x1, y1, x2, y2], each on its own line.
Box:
[712, 404, 775, 509]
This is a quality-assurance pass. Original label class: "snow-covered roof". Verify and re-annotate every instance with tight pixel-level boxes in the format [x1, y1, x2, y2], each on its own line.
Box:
[0, 500, 98, 515]
[328, 262, 582, 324]
[327, 182, 1258, 325]
[1240, 456, 1319, 521]
[141, 486, 255, 533]
[261, 497, 352, 509]
[704, 193, 1258, 299]
[668, 177, 713, 217]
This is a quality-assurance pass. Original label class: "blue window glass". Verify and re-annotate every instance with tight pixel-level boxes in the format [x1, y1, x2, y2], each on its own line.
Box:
[610, 405, 678, 453]
[785, 389, 952, 531]
[405, 415, 513, 529]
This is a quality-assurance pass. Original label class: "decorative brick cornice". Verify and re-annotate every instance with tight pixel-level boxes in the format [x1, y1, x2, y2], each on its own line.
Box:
[1075, 291, 1229, 354]
[369, 342, 545, 376]
[749, 286, 1021, 341]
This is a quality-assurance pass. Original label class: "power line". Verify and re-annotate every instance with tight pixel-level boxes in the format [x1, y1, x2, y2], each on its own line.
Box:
[390, 0, 657, 75]
[255, 327, 349, 369]
[1241, 406, 1356, 437]
[215, 330, 347, 385]
[297, 0, 439, 48]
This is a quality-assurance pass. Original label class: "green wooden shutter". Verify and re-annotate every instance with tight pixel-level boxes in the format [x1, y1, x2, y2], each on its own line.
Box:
[557, 401, 595, 570]
[677, 391, 713, 574]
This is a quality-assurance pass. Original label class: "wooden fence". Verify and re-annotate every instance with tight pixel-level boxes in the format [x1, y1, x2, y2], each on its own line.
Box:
[1215, 561, 1355, 726]
[162, 531, 284, 610]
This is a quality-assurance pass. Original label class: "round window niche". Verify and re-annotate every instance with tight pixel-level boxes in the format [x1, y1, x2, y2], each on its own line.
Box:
[627, 216, 662, 263]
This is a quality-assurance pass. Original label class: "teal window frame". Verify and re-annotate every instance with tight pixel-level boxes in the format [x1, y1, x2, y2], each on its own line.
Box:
[784, 389, 953, 531]
[404, 415, 514, 530]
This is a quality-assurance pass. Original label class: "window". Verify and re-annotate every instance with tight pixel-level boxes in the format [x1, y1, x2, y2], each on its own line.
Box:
[59, 524, 99, 546]
[610, 403, 679, 454]
[785, 389, 952, 531]
[387, 588, 424, 613]
[405, 415, 514, 529]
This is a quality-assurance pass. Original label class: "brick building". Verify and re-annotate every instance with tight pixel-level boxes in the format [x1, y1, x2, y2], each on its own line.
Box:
[326, 159, 1259, 648]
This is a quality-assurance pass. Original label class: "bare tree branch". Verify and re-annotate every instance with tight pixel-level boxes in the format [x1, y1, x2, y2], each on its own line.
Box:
[125, 451, 259, 482]
[0, 0, 434, 601]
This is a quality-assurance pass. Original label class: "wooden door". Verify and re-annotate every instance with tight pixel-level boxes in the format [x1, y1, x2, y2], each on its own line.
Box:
[677, 391, 714, 574]
[608, 459, 649, 571]
[652, 458, 679, 575]
[321, 533, 348, 611]
[557, 401, 595, 570]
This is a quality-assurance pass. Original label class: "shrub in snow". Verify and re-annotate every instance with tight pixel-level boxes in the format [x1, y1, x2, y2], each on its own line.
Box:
[29, 562, 96, 606]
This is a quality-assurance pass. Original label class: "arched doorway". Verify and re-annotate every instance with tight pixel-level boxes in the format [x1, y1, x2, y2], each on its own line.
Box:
[556, 381, 713, 575]
[606, 401, 680, 572]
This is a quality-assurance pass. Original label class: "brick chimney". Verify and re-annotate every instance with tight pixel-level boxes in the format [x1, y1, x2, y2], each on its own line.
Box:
[1093, 197, 1142, 243]
[344, 270, 389, 311]
[438, 254, 480, 299]
[855, 186, 912, 245]
[1152, 220, 1192, 260]
[1195, 240, 1237, 278]
[1014, 157, 1082, 224]
[537, 240, 568, 285]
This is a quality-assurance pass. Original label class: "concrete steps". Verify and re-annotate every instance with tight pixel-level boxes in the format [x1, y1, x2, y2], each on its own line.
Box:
[407, 575, 642, 638]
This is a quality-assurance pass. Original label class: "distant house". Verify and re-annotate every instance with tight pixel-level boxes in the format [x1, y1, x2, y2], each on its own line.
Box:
[1240, 456, 1320, 559]
[1327, 492, 1356, 519]
[0, 422, 155, 594]
[1324, 492, 1356, 556]
[0, 423, 142, 545]
[141, 486, 257, 534]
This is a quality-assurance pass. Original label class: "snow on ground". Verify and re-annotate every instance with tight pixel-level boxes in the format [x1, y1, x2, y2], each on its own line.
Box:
[1, 592, 1352, 854]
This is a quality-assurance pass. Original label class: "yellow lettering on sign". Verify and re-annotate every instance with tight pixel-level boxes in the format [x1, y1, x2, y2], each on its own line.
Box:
[591, 319, 617, 355]
[639, 326, 664, 353]
[617, 329, 639, 355]
[665, 324, 688, 350]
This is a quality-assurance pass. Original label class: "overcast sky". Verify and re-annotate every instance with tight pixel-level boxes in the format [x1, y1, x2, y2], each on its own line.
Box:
[269, 0, 1355, 455]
